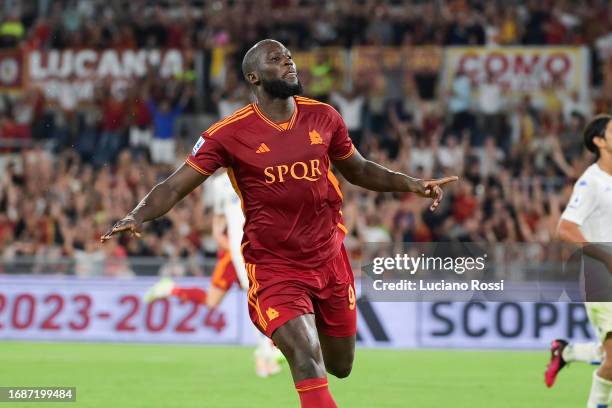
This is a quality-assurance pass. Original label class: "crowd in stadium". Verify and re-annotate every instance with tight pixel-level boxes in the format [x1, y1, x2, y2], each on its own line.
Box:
[0, 0, 611, 276]
[1, 0, 610, 49]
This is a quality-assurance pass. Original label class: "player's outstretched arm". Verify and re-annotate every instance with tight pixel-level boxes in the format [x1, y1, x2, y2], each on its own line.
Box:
[333, 149, 458, 211]
[100, 164, 208, 242]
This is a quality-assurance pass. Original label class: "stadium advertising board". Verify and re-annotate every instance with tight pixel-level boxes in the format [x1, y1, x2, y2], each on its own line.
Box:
[356, 301, 594, 349]
[442, 47, 590, 108]
[25, 49, 186, 109]
[416, 301, 594, 349]
[0, 277, 594, 349]
[0, 276, 247, 344]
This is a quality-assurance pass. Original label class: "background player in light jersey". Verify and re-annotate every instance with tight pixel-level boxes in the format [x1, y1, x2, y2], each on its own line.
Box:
[102, 39, 457, 408]
[544, 114, 612, 408]
[144, 171, 283, 377]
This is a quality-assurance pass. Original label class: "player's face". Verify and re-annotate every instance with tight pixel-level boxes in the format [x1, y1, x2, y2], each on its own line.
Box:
[257, 43, 302, 98]
[261, 45, 298, 84]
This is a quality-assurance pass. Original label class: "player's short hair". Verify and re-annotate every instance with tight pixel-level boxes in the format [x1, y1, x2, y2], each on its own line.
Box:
[241, 39, 281, 81]
[241, 47, 259, 80]
[583, 114, 612, 158]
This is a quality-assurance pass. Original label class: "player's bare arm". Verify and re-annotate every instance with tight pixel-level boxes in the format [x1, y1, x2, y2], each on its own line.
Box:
[557, 219, 588, 244]
[557, 219, 612, 273]
[101, 164, 208, 242]
[333, 148, 458, 211]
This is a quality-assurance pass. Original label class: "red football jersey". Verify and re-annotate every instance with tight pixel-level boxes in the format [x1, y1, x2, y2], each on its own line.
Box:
[186, 96, 355, 269]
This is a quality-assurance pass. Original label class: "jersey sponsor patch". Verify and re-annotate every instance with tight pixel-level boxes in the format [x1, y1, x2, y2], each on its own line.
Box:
[192, 136, 205, 156]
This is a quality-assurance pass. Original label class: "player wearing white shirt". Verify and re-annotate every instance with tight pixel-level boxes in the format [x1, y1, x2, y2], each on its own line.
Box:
[211, 171, 249, 291]
[545, 115, 612, 408]
[145, 171, 283, 377]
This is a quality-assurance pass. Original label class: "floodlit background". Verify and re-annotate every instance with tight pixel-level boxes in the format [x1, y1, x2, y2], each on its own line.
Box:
[0, 0, 611, 406]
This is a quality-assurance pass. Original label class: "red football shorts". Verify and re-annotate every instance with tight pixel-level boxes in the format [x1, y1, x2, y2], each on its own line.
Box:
[211, 250, 238, 291]
[246, 245, 356, 338]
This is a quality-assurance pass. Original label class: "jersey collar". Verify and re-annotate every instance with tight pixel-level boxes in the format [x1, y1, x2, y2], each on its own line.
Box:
[252, 97, 299, 132]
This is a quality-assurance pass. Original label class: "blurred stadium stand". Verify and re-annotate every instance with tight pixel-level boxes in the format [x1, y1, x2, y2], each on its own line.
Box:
[0, 0, 611, 277]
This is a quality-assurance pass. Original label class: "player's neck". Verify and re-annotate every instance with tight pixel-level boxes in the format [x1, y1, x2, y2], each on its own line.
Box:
[596, 155, 612, 176]
[255, 94, 295, 123]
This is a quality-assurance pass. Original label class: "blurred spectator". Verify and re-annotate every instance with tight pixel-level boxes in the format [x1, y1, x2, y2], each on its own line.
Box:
[498, 8, 519, 45]
[128, 85, 153, 156]
[330, 86, 366, 149]
[0, 10, 25, 48]
[561, 90, 592, 125]
[307, 51, 337, 102]
[409, 134, 434, 178]
[147, 85, 192, 165]
[213, 77, 250, 118]
[436, 133, 467, 174]
[95, 91, 127, 166]
[473, 137, 505, 178]
[448, 67, 474, 137]
[478, 72, 505, 140]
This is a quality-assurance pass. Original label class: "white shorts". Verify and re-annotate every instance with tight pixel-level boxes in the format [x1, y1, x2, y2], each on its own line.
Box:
[150, 138, 176, 164]
[130, 126, 152, 147]
[586, 302, 612, 343]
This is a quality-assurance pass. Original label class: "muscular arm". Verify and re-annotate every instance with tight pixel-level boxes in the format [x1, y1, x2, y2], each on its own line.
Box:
[101, 164, 208, 241]
[333, 149, 423, 193]
[131, 164, 208, 222]
[333, 149, 458, 210]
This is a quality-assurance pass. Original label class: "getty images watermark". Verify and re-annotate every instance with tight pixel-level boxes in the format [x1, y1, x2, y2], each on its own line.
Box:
[360, 242, 612, 302]
[371, 252, 502, 292]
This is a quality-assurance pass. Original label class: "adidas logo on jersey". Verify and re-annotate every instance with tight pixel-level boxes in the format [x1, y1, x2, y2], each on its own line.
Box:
[256, 143, 271, 153]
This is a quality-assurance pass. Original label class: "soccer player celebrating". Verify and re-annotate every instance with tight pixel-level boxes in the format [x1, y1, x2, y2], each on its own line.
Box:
[102, 39, 457, 408]
[545, 114, 612, 407]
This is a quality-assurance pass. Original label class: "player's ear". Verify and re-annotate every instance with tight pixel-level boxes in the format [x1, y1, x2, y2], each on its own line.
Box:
[593, 135, 606, 149]
[247, 72, 260, 86]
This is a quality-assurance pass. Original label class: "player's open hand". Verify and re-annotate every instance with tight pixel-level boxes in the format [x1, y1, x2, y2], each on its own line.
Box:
[100, 214, 143, 243]
[416, 176, 459, 211]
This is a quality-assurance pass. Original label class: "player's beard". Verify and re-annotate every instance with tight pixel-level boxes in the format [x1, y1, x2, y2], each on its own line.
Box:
[261, 77, 303, 99]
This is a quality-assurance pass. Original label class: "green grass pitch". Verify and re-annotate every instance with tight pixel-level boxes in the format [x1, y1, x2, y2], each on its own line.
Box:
[0, 341, 592, 407]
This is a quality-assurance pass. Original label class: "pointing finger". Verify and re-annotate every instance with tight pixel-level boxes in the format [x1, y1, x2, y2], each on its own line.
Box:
[430, 186, 443, 211]
[100, 222, 133, 242]
[424, 176, 459, 187]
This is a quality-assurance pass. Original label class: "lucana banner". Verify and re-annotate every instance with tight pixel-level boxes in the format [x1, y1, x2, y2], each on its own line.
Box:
[0, 276, 594, 348]
[24, 48, 188, 109]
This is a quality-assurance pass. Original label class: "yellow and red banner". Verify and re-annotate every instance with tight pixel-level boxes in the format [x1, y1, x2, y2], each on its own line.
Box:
[442, 47, 590, 107]
[352, 46, 443, 75]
